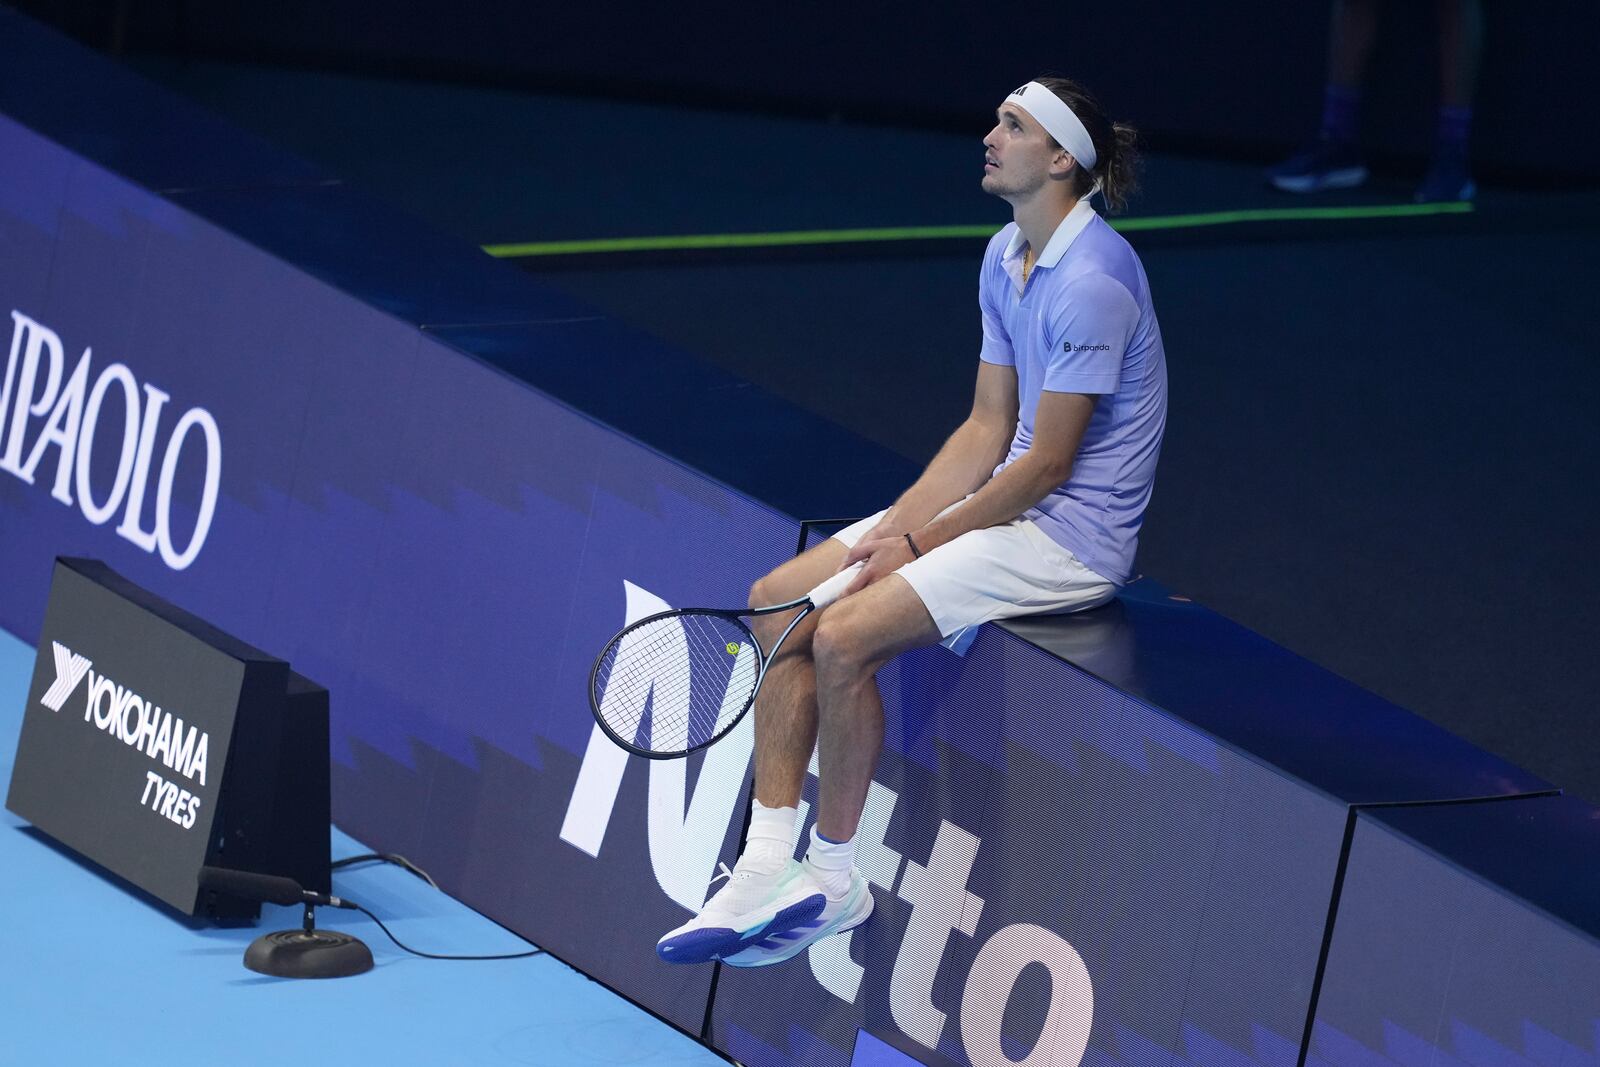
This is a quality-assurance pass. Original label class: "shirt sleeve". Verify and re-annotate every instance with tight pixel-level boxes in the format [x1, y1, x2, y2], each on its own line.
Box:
[1041, 272, 1139, 394]
[978, 235, 1014, 366]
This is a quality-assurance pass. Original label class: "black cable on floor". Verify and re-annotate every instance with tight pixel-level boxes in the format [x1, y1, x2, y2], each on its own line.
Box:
[345, 901, 545, 962]
[331, 853, 541, 960]
[331, 851, 439, 890]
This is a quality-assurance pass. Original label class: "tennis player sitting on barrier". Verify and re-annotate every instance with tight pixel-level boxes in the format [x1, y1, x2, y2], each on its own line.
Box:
[657, 76, 1168, 966]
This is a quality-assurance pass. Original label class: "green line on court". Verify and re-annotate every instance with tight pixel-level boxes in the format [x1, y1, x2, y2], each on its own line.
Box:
[483, 225, 995, 258]
[483, 201, 1473, 259]
[1111, 200, 1472, 231]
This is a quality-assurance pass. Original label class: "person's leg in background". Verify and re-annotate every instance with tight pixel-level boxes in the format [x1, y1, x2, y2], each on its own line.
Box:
[1268, 0, 1380, 193]
[1416, 0, 1482, 201]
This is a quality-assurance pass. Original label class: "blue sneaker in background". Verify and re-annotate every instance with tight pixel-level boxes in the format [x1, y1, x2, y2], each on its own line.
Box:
[1414, 150, 1476, 203]
[1267, 138, 1369, 193]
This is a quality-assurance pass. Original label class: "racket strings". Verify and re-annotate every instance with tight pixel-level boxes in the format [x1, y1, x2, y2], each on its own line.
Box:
[594, 612, 761, 754]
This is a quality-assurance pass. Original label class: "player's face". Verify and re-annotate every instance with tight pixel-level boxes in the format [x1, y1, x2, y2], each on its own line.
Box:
[982, 104, 1065, 200]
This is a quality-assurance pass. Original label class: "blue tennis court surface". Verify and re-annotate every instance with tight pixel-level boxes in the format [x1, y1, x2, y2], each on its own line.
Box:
[0, 628, 724, 1067]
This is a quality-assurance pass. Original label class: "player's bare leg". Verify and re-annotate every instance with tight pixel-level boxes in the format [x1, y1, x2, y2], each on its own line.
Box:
[656, 538, 860, 966]
[746, 539, 850, 810]
[680, 572, 932, 969]
[810, 573, 942, 842]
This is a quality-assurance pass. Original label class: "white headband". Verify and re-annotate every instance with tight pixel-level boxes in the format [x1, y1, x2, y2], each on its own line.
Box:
[1004, 81, 1098, 171]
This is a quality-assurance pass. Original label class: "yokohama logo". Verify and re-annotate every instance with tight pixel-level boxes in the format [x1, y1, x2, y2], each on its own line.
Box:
[41, 638, 211, 788]
[1, 309, 222, 570]
[40, 640, 92, 711]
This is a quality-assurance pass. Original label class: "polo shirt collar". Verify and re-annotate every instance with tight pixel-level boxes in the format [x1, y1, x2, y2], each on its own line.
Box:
[1002, 197, 1098, 269]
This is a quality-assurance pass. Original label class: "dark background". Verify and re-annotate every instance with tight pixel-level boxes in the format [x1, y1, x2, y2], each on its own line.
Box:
[15, 0, 1600, 181]
[9, 0, 1598, 804]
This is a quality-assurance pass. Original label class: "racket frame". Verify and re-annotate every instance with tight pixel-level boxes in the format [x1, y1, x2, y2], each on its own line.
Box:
[589, 593, 816, 760]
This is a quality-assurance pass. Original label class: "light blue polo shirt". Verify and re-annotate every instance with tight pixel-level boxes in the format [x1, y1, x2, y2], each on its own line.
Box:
[978, 199, 1167, 586]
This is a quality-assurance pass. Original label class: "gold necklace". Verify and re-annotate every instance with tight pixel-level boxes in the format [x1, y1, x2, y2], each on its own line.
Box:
[1022, 247, 1036, 284]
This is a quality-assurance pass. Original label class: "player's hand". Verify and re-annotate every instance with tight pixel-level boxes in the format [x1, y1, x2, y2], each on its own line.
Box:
[842, 536, 916, 597]
[837, 520, 903, 572]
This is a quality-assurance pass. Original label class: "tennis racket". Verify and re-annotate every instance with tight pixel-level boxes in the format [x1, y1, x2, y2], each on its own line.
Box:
[589, 563, 862, 759]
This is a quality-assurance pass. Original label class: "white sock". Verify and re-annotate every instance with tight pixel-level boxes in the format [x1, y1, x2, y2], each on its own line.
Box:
[804, 824, 855, 898]
[743, 800, 798, 868]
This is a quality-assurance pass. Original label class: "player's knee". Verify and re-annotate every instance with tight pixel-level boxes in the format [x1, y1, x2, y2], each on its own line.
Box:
[748, 573, 776, 612]
[748, 574, 797, 646]
[811, 613, 865, 678]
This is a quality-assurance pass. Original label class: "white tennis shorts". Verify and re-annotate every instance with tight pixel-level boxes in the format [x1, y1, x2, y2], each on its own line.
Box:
[831, 499, 1117, 654]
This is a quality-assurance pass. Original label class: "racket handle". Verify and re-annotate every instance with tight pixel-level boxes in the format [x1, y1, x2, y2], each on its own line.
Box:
[806, 562, 864, 609]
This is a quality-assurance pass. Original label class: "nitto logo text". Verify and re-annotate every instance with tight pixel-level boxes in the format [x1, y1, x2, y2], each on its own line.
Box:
[562, 580, 1095, 1067]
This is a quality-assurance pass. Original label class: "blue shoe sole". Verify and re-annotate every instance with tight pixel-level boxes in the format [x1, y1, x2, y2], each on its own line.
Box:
[655, 893, 826, 965]
[722, 881, 875, 968]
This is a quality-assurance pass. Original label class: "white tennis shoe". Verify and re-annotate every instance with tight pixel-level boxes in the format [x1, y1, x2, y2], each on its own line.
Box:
[656, 853, 827, 965]
[721, 864, 873, 968]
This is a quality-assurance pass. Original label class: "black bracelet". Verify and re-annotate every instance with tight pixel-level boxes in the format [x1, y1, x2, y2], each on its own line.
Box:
[904, 532, 923, 558]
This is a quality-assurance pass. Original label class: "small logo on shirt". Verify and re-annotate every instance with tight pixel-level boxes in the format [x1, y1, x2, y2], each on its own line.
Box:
[1063, 341, 1112, 353]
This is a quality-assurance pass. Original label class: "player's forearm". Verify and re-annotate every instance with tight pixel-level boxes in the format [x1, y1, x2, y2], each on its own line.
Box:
[887, 417, 1012, 530]
[913, 449, 1070, 553]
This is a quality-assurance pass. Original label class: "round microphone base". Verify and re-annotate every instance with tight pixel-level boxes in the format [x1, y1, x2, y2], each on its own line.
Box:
[243, 928, 374, 979]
